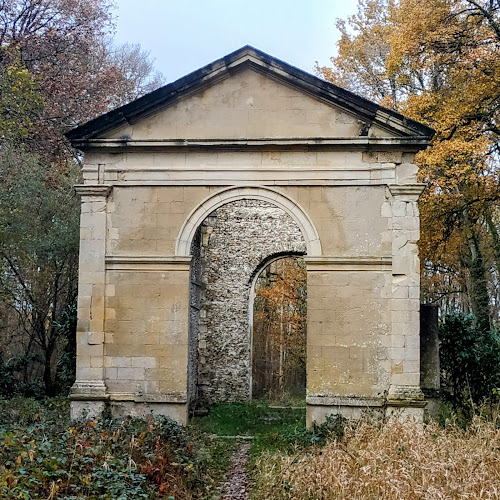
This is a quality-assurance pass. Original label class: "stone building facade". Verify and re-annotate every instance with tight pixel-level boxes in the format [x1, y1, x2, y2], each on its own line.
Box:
[67, 46, 434, 425]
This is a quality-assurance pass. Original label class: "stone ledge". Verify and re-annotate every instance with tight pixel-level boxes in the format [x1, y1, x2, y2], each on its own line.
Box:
[72, 136, 431, 152]
[305, 256, 392, 271]
[105, 255, 192, 271]
[107, 392, 188, 404]
[387, 384, 425, 407]
[307, 395, 384, 407]
[74, 184, 112, 197]
[386, 399, 427, 408]
[70, 380, 108, 401]
[388, 184, 426, 198]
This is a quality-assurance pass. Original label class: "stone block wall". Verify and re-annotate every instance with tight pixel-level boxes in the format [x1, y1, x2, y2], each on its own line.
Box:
[72, 167, 426, 424]
[69, 49, 433, 424]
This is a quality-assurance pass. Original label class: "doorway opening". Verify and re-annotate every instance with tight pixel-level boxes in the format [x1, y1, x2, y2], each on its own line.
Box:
[186, 198, 307, 411]
[251, 256, 307, 404]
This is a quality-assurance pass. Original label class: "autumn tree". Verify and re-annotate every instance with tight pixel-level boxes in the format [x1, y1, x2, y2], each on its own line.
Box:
[108, 42, 165, 108]
[0, 0, 164, 158]
[0, 1, 164, 395]
[318, 0, 500, 328]
[252, 257, 307, 401]
[0, 146, 80, 396]
[0, 50, 43, 141]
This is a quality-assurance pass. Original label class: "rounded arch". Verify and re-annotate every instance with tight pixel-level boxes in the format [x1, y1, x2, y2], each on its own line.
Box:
[175, 186, 322, 256]
[248, 251, 305, 288]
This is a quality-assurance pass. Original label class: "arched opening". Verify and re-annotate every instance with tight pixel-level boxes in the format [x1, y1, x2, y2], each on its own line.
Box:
[176, 186, 322, 257]
[251, 255, 307, 404]
[187, 198, 307, 411]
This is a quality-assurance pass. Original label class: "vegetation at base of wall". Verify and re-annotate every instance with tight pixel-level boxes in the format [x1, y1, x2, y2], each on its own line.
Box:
[3, 399, 500, 499]
[251, 415, 500, 500]
[0, 398, 231, 499]
[0, 400, 343, 499]
[191, 403, 350, 462]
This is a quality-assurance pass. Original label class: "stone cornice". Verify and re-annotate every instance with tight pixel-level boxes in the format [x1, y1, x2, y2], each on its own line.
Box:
[105, 255, 192, 271]
[74, 184, 112, 197]
[305, 256, 392, 271]
[72, 136, 430, 153]
[388, 184, 426, 198]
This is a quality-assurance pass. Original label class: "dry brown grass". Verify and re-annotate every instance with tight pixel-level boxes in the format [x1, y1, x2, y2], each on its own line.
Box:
[252, 416, 500, 499]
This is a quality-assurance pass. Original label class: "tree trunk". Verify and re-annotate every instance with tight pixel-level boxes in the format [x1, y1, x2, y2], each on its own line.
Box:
[43, 339, 56, 397]
[486, 211, 500, 276]
[463, 208, 490, 331]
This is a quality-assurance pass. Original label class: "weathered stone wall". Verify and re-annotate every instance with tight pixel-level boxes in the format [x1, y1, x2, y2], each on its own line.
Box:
[190, 199, 306, 405]
[188, 229, 202, 407]
[104, 69, 393, 141]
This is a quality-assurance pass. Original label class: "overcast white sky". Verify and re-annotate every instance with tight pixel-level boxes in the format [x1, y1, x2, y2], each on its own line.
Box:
[113, 0, 359, 83]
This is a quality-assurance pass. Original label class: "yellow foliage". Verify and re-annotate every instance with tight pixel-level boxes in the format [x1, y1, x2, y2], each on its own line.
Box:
[319, 0, 500, 314]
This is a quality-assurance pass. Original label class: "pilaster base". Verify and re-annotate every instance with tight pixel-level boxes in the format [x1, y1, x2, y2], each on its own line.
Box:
[70, 380, 107, 399]
[386, 384, 426, 422]
[306, 391, 427, 427]
[69, 380, 108, 420]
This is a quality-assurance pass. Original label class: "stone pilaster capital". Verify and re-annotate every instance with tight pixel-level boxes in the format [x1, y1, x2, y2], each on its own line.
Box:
[74, 184, 112, 198]
[388, 184, 426, 200]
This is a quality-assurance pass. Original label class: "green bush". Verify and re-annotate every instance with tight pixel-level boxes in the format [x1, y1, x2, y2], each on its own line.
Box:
[0, 353, 45, 399]
[54, 302, 78, 395]
[439, 312, 500, 415]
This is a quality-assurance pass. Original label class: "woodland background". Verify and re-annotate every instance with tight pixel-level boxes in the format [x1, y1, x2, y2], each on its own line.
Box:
[0, 0, 499, 412]
[0, 0, 164, 397]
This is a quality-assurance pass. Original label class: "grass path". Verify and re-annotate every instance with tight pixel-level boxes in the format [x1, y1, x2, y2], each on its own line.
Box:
[190, 403, 309, 498]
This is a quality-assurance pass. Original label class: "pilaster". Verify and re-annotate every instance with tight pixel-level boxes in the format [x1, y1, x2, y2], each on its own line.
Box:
[70, 184, 112, 418]
[387, 184, 426, 414]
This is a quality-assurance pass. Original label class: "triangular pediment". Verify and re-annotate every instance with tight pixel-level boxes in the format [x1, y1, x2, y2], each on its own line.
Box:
[102, 68, 395, 141]
[67, 46, 433, 144]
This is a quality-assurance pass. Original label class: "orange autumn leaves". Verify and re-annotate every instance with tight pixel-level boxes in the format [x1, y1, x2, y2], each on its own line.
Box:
[253, 257, 307, 400]
[318, 0, 500, 318]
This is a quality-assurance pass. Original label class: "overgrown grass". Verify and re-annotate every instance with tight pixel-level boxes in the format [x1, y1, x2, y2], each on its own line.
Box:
[0, 398, 230, 499]
[5, 399, 498, 499]
[252, 415, 500, 499]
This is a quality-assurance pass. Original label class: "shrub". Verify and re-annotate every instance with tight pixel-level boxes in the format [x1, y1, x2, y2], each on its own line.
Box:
[0, 353, 45, 399]
[0, 398, 223, 499]
[439, 312, 500, 414]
